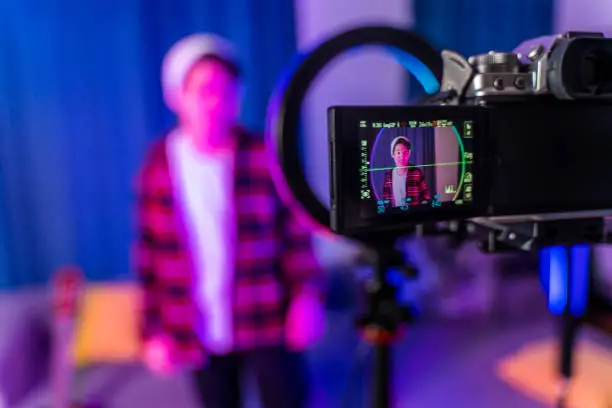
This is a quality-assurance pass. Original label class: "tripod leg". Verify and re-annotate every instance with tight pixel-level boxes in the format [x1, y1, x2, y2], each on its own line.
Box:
[372, 344, 392, 408]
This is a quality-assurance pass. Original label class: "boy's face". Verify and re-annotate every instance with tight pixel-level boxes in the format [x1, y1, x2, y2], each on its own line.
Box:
[393, 143, 411, 168]
[178, 58, 241, 133]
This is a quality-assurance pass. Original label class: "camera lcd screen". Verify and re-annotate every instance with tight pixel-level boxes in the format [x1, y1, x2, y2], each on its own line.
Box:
[329, 106, 481, 235]
[359, 118, 474, 217]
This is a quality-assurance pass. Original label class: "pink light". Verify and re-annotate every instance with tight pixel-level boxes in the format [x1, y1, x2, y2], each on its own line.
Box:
[265, 84, 336, 239]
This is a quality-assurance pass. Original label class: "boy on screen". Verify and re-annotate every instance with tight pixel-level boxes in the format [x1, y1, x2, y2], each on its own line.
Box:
[382, 136, 430, 207]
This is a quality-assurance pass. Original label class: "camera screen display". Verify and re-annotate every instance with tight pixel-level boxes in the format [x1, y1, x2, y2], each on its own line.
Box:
[329, 106, 480, 235]
[358, 118, 475, 219]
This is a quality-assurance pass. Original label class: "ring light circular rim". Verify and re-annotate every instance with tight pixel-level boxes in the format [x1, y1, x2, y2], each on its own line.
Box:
[266, 26, 444, 233]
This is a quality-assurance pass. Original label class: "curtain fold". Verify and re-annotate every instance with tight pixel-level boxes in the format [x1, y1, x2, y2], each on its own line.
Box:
[0, 0, 297, 289]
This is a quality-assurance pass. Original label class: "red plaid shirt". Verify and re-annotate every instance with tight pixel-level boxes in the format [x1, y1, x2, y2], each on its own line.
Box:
[133, 129, 324, 369]
[381, 166, 430, 206]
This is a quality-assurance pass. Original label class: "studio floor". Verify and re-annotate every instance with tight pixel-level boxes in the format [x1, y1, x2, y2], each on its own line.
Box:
[17, 310, 561, 408]
[6, 271, 612, 408]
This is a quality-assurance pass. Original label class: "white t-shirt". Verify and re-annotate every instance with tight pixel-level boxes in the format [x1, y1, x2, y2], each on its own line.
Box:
[392, 168, 407, 207]
[167, 130, 235, 355]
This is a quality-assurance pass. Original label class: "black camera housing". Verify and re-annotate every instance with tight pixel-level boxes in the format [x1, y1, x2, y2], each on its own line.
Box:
[329, 98, 612, 239]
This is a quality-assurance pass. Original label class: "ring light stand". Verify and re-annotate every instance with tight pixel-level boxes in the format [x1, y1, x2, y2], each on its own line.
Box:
[265, 26, 443, 408]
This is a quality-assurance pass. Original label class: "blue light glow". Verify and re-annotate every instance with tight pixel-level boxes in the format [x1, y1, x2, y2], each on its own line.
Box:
[540, 245, 591, 317]
[388, 47, 441, 94]
[541, 245, 568, 315]
[318, 44, 440, 95]
[387, 269, 404, 287]
[569, 244, 590, 316]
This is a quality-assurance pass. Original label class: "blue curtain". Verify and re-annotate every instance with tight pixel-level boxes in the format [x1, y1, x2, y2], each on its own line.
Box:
[409, 0, 555, 99]
[0, 0, 297, 290]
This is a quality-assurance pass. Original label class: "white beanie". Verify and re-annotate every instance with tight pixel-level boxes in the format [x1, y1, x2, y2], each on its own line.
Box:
[161, 33, 238, 112]
[390, 136, 411, 156]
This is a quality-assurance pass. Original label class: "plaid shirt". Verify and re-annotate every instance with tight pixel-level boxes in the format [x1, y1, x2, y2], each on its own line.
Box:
[133, 129, 324, 369]
[381, 166, 430, 206]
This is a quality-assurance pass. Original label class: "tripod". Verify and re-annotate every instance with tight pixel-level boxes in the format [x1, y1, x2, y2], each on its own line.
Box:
[356, 242, 416, 408]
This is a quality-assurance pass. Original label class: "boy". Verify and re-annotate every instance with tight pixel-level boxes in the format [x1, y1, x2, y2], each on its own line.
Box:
[134, 33, 325, 408]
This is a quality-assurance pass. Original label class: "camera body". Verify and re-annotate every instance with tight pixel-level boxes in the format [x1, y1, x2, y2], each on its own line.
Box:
[328, 32, 612, 239]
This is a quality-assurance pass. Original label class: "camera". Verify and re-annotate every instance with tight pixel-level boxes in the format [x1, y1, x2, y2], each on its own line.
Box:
[329, 31, 612, 240]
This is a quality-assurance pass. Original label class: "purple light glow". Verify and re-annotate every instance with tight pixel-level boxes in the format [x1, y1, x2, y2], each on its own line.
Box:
[265, 67, 334, 238]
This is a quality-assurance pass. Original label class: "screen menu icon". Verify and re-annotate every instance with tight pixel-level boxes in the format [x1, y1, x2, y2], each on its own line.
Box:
[464, 121, 473, 138]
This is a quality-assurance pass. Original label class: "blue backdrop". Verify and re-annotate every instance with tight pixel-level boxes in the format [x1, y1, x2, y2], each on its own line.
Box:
[410, 0, 555, 99]
[0, 0, 297, 289]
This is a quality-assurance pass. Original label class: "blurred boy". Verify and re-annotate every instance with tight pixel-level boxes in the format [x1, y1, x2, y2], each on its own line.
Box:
[133, 33, 325, 408]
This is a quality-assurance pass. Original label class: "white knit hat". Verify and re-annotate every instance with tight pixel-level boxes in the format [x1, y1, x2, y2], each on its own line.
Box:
[161, 33, 238, 112]
[390, 136, 411, 156]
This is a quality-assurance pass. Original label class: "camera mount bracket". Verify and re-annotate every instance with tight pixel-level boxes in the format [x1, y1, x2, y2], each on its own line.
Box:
[468, 217, 607, 253]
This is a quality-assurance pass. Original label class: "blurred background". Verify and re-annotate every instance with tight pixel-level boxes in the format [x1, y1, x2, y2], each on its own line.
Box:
[2, 0, 612, 407]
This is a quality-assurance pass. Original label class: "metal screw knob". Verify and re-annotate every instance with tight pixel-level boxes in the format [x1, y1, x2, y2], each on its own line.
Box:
[528, 44, 545, 61]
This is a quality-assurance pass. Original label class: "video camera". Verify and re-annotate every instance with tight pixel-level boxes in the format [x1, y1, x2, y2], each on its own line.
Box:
[269, 27, 612, 244]
[330, 31, 612, 242]
[267, 26, 612, 408]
